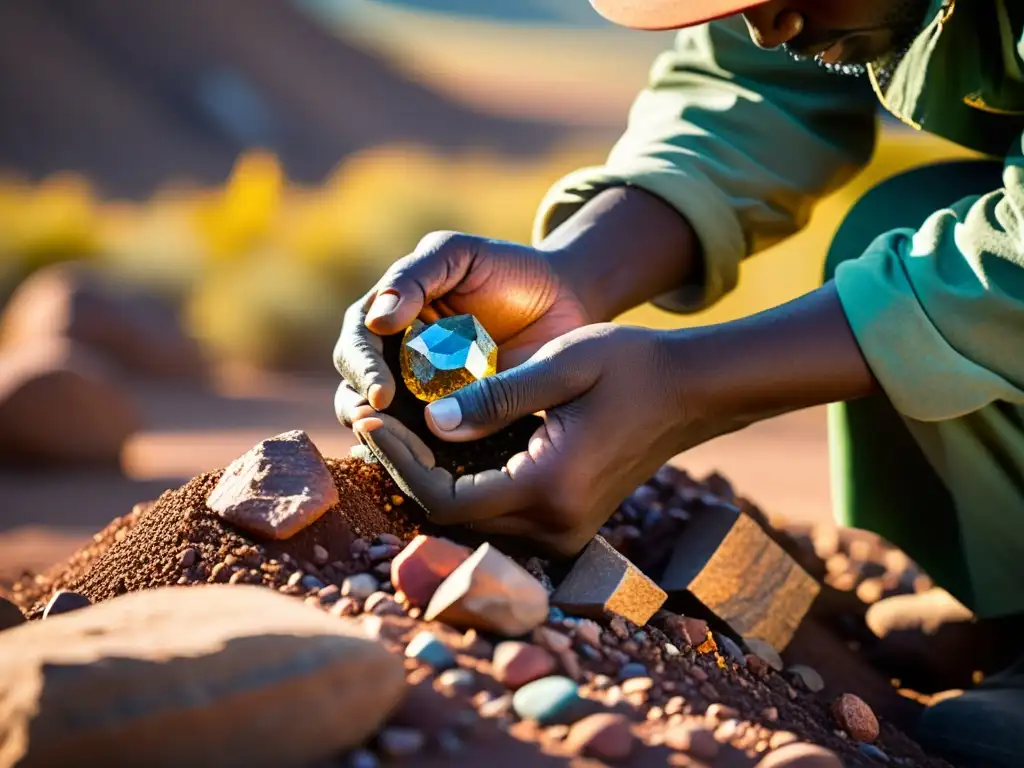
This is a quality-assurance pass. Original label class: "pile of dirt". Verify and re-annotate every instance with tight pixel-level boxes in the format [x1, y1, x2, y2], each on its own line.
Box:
[3, 450, 958, 767]
[8, 457, 421, 617]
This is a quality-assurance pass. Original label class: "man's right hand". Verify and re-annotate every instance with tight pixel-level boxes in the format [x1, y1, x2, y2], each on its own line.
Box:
[333, 230, 591, 425]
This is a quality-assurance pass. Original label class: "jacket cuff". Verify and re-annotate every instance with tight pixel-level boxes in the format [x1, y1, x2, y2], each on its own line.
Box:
[834, 231, 1014, 422]
[532, 159, 746, 314]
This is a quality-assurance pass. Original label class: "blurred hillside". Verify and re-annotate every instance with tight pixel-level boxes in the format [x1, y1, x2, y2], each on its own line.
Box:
[0, 0, 569, 198]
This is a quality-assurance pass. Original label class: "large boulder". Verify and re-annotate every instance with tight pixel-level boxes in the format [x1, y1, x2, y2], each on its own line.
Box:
[0, 340, 140, 467]
[0, 262, 206, 382]
[0, 585, 407, 768]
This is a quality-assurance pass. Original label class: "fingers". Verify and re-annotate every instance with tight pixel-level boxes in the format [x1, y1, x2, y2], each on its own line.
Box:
[334, 382, 376, 428]
[364, 232, 480, 337]
[424, 342, 597, 442]
[334, 292, 393, 410]
[355, 418, 540, 525]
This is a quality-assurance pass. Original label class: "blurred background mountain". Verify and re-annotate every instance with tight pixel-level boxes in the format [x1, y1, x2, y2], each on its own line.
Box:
[0, 0, 976, 372]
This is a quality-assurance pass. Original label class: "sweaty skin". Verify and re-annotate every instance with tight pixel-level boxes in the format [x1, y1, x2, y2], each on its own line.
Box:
[331, 0, 917, 553]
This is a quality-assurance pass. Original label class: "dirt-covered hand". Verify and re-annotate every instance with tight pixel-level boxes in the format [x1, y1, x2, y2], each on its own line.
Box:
[333, 231, 590, 426]
[353, 323, 707, 556]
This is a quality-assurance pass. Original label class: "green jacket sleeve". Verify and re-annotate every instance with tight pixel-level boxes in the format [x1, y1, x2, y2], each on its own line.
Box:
[532, 16, 878, 312]
[835, 133, 1024, 421]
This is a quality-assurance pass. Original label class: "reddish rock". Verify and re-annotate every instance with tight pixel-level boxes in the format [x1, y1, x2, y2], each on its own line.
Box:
[207, 430, 339, 540]
[492, 642, 557, 689]
[390, 536, 471, 608]
[0, 339, 140, 467]
[664, 723, 719, 760]
[564, 713, 634, 761]
[755, 743, 844, 767]
[0, 262, 206, 382]
[664, 615, 710, 647]
[532, 627, 572, 654]
[830, 693, 879, 742]
[424, 543, 548, 637]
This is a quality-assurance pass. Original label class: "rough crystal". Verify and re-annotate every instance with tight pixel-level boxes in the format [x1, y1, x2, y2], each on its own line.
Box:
[400, 315, 497, 402]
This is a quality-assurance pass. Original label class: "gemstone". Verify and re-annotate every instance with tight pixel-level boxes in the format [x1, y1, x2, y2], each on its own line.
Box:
[400, 315, 498, 402]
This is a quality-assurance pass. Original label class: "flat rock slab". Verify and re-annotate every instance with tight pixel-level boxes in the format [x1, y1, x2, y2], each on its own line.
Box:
[0, 585, 406, 768]
[207, 429, 339, 540]
[551, 536, 666, 627]
[660, 506, 819, 653]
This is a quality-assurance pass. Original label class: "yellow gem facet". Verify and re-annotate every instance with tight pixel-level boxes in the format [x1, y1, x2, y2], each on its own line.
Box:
[400, 315, 498, 402]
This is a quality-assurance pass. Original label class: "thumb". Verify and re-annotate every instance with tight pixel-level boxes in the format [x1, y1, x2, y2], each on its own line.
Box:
[424, 343, 597, 442]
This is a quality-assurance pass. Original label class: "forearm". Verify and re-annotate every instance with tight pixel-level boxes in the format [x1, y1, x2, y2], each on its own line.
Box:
[669, 283, 880, 432]
[539, 186, 700, 322]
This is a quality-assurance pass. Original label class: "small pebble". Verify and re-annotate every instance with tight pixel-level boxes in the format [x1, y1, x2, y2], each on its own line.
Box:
[632, 630, 648, 644]
[366, 592, 404, 616]
[378, 727, 425, 758]
[350, 539, 370, 556]
[664, 723, 718, 760]
[377, 533, 404, 547]
[831, 693, 879, 742]
[565, 713, 634, 761]
[619, 663, 647, 681]
[329, 597, 360, 617]
[717, 635, 746, 666]
[706, 703, 739, 722]
[533, 626, 572, 654]
[762, 706, 779, 722]
[317, 584, 341, 603]
[373, 562, 392, 578]
[493, 642, 557, 689]
[746, 654, 770, 678]
[438, 668, 476, 693]
[744, 638, 784, 671]
[178, 548, 198, 568]
[301, 575, 324, 591]
[574, 619, 603, 648]
[664, 643, 681, 657]
[621, 677, 653, 696]
[342, 573, 379, 600]
[347, 749, 379, 768]
[512, 676, 587, 725]
[367, 544, 400, 562]
[769, 731, 799, 749]
[286, 571, 304, 587]
[859, 744, 890, 763]
[405, 631, 456, 670]
[478, 693, 512, 719]
[757, 744, 844, 767]
[436, 729, 463, 754]
[312, 544, 330, 565]
[787, 664, 825, 693]
[42, 591, 91, 619]
[609, 617, 630, 639]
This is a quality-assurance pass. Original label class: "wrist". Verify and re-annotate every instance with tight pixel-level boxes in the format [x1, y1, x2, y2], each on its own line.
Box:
[538, 186, 700, 322]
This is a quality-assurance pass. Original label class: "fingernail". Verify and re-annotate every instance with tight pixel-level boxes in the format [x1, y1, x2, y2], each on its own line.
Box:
[366, 292, 400, 324]
[368, 384, 384, 409]
[427, 398, 462, 431]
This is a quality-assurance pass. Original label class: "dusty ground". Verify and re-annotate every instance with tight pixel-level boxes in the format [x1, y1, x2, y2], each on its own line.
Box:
[0, 363, 831, 586]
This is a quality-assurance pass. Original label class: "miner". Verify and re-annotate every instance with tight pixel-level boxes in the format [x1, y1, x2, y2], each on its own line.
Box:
[335, 2, 1024, 762]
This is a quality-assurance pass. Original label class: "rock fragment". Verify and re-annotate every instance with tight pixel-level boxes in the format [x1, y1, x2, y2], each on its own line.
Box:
[830, 693, 879, 742]
[745, 637, 785, 672]
[755, 743, 844, 767]
[424, 543, 548, 637]
[207, 430, 339, 540]
[390, 535, 471, 607]
[405, 631, 456, 671]
[551, 536, 666, 627]
[342, 573, 380, 600]
[42, 590, 91, 619]
[565, 713, 634, 761]
[512, 676, 588, 726]
[492, 642, 556, 689]
[787, 664, 825, 693]
[664, 723, 719, 760]
[0, 596, 25, 631]
[0, 586, 406, 767]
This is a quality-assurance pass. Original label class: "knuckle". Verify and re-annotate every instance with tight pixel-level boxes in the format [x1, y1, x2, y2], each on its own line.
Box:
[416, 230, 465, 254]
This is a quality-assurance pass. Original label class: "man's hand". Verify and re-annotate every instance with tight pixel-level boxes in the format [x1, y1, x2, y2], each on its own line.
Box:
[334, 231, 591, 426]
[352, 323, 701, 556]
[351, 284, 879, 556]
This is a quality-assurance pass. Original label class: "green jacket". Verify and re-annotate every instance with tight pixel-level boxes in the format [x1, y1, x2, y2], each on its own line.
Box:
[532, 0, 1024, 614]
